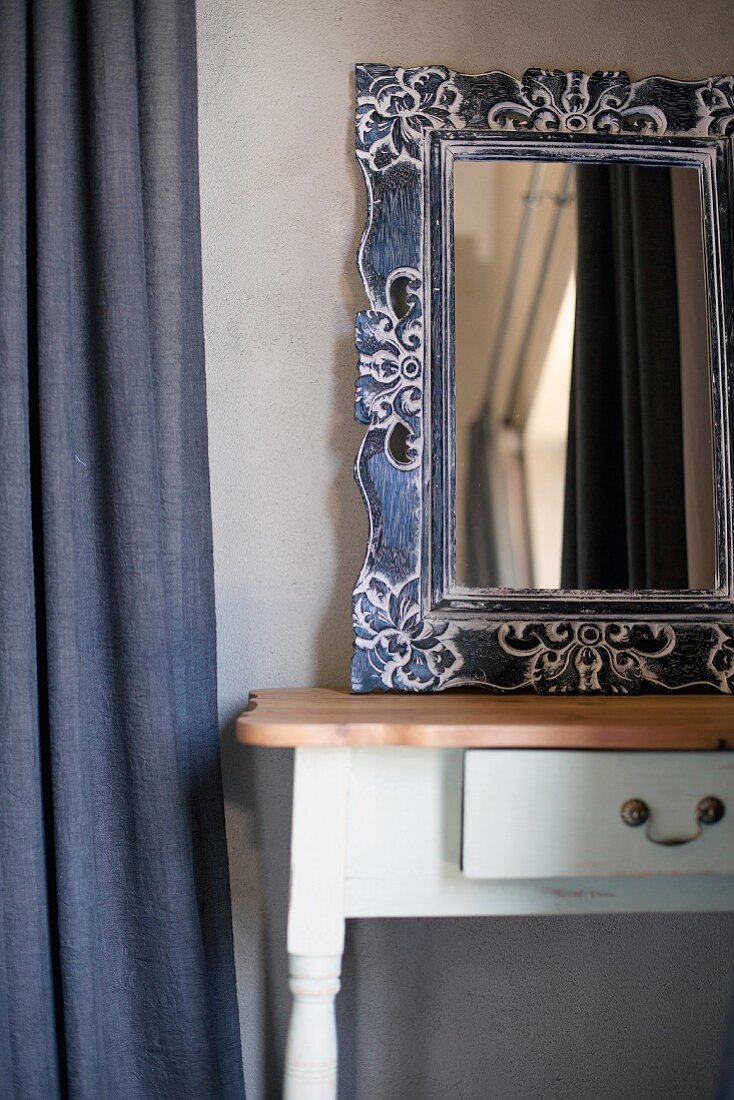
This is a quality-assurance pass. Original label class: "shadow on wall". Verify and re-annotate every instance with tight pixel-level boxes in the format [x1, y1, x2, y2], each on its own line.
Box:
[219, 70, 366, 1099]
[312, 76, 368, 693]
[219, 720, 289, 1097]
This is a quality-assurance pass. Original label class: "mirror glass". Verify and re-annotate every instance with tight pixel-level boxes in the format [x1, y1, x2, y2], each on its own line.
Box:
[453, 158, 717, 591]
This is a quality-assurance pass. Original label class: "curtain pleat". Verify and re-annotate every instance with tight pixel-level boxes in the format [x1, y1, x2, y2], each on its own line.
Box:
[0, 2, 245, 1096]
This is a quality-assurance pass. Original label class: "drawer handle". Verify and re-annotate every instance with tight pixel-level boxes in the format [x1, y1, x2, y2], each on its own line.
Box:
[620, 796, 725, 846]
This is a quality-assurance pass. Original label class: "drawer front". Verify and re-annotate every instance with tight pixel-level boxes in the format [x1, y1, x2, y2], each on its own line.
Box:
[462, 750, 734, 880]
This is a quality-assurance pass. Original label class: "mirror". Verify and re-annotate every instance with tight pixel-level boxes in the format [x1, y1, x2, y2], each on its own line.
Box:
[454, 159, 716, 592]
[353, 64, 734, 695]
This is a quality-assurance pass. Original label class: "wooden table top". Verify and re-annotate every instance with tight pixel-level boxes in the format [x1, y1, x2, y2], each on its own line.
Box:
[236, 688, 734, 749]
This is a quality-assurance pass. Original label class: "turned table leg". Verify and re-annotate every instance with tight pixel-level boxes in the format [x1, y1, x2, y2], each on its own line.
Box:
[284, 954, 342, 1098]
[284, 747, 352, 1100]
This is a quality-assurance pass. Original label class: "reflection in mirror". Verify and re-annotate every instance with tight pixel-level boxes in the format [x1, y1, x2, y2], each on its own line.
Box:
[454, 158, 716, 592]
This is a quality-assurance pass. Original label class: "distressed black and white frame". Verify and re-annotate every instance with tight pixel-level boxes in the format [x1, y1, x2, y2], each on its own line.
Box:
[352, 66, 734, 694]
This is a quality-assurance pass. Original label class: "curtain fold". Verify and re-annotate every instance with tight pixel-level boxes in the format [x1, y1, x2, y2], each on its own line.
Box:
[561, 163, 689, 590]
[0, 1, 245, 1096]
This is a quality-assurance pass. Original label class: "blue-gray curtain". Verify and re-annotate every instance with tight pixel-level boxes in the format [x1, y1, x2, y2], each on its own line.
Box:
[0, 1, 245, 1096]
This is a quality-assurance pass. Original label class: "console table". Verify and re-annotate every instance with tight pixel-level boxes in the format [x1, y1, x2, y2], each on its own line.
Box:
[236, 689, 734, 1100]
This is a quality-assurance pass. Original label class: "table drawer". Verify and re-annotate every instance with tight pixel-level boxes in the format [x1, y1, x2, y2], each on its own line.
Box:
[462, 750, 734, 879]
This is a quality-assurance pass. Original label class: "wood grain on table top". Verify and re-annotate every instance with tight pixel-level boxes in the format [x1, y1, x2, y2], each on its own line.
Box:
[236, 688, 734, 749]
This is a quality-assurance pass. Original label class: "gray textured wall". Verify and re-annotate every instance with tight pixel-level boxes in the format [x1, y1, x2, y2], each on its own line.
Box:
[196, 2, 734, 1096]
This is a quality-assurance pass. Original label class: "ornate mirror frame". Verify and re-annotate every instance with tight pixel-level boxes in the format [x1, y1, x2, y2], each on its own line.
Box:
[351, 66, 734, 694]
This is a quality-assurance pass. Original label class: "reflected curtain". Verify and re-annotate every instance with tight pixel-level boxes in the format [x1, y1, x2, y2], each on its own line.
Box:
[0, 2, 244, 1096]
[561, 164, 688, 589]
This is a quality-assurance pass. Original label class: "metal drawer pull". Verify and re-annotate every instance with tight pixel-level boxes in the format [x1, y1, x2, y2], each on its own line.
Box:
[620, 796, 725, 846]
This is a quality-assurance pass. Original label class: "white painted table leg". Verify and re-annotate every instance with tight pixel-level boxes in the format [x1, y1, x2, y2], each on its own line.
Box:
[284, 954, 341, 1099]
[284, 748, 352, 1100]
